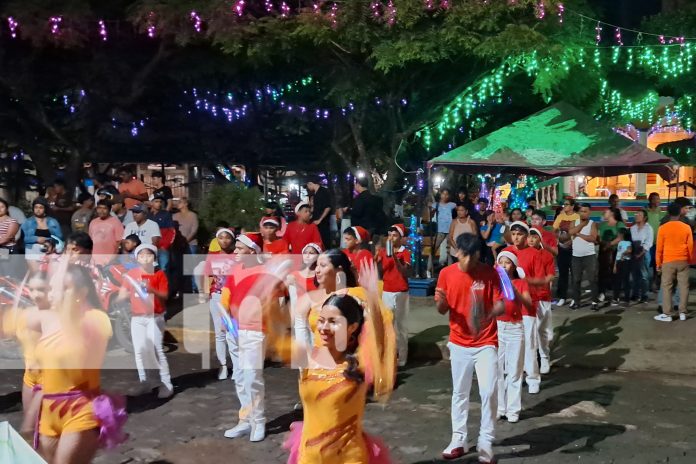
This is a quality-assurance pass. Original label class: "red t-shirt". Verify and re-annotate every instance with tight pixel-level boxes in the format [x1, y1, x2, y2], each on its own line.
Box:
[532, 247, 555, 302]
[290, 270, 318, 294]
[343, 248, 374, 273]
[503, 245, 542, 316]
[498, 279, 527, 323]
[221, 265, 284, 332]
[124, 268, 168, 315]
[204, 251, 237, 294]
[541, 229, 558, 251]
[284, 221, 323, 253]
[379, 247, 411, 293]
[264, 238, 290, 255]
[435, 262, 502, 348]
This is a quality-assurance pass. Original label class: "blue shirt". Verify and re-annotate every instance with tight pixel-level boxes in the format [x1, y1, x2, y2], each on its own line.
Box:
[432, 201, 457, 234]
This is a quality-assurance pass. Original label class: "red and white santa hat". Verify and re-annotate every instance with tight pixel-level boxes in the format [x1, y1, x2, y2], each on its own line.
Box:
[260, 216, 280, 228]
[301, 242, 323, 254]
[497, 250, 526, 279]
[529, 227, 545, 248]
[389, 223, 406, 237]
[215, 228, 236, 240]
[294, 201, 310, 215]
[349, 226, 371, 244]
[237, 232, 264, 254]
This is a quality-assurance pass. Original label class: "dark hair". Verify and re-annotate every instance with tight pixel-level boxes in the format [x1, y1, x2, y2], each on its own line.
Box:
[388, 226, 408, 237]
[118, 166, 134, 175]
[151, 171, 165, 180]
[674, 196, 693, 208]
[343, 227, 358, 239]
[526, 196, 536, 203]
[456, 203, 468, 211]
[510, 207, 523, 217]
[454, 233, 481, 257]
[124, 234, 141, 246]
[322, 293, 365, 384]
[216, 220, 230, 228]
[97, 199, 112, 209]
[510, 223, 529, 234]
[0, 197, 9, 211]
[65, 265, 103, 310]
[478, 198, 489, 205]
[579, 202, 591, 210]
[440, 188, 450, 195]
[609, 194, 619, 202]
[668, 202, 682, 217]
[78, 192, 93, 204]
[531, 209, 546, 220]
[318, 248, 358, 288]
[356, 177, 369, 189]
[67, 232, 93, 251]
[618, 227, 632, 241]
[95, 173, 112, 185]
[53, 179, 66, 187]
[635, 208, 647, 219]
[648, 192, 660, 200]
[264, 201, 285, 218]
[564, 198, 576, 206]
[607, 207, 622, 223]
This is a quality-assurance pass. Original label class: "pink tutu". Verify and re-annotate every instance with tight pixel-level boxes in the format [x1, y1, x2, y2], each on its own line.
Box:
[283, 421, 392, 464]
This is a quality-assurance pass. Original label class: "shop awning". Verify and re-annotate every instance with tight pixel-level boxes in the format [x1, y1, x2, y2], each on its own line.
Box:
[428, 102, 677, 180]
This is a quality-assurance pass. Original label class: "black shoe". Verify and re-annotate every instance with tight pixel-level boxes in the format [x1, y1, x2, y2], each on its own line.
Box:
[656, 305, 663, 314]
[638, 297, 648, 304]
[591, 302, 599, 311]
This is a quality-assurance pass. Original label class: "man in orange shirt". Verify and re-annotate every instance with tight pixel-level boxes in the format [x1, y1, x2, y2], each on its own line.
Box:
[435, 233, 503, 463]
[260, 217, 289, 255]
[654, 202, 693, 322]
[117, 166, 148, 209]
[284, 202, 323, 253]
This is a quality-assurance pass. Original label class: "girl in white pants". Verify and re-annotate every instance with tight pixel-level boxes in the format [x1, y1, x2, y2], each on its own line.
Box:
[495, 251, 533, 423]
[119, 244, 173, 399]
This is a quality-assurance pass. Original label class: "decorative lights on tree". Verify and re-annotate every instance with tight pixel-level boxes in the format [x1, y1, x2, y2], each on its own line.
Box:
[386, 0, 397, 26]
[7, 17, 18, 38]
[190, 11, 202, 33]
[49, 16, 62, 36]
[98, 19, 107, 40]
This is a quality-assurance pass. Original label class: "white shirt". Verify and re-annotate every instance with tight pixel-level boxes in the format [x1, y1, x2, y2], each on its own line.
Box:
[123, 219, 161, 245]
[572, 219, 596, 257]
[618, 208, 629, 223]
[630, 223, 654, 253]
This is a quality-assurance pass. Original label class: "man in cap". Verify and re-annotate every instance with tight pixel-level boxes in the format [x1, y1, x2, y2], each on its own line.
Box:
[123, 203, 161, 248]
[111, 194, 134, 225]
[284, 202, 323, 253]
[306, 176, 333, 249]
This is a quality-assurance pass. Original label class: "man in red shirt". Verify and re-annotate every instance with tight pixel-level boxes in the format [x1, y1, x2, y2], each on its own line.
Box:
[435, 233, 503, 463]
[284, 202, 323, 253]
[260, 217, 290, 255]
[503, 221, 544, 394]
[529, 228, 556, 375]
[375, 223, 411, 367]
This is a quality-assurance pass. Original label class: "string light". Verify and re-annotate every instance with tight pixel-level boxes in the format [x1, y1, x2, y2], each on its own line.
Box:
[370, 1, 381, 19]
[98, 19, 107, 40]
[234, 0, 246, 17]
[328, 3, 338, 27]
[7, 17, 18, 38]
[386, 0, 396, 26]
[146, 12, 156, 38]
[534, 1, 545, 20]
[557, 3, 564, 24]
[264, 0, 274, 13]
[424, 0, 435, 10]
[281, 2, 291, 17]
[190, 11, 202, 33]
[595, 22, 602, 45]
[440, 0, 450, 10]
[49, 16, 62, 36]
[615, 27, 623, 46]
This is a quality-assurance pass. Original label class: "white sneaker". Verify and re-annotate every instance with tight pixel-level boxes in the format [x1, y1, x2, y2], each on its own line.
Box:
[654, 314, 673, 322]
[224, 422, 251, 439]
[249, 423, 266, 442]
[598, 293, 605, 302]
[679, 313, 687, 321]
[540, 358, 551, 375]
[507, 414, 519, 423]
[528, 384, 540, 394]
[477, 442, 495, 463]
[218, 365, 229, 380]
[442, 433, 468, 460]
[555, 298, 566, 307]
[567, 299, 575, 307]
[157, 384, 174, 399]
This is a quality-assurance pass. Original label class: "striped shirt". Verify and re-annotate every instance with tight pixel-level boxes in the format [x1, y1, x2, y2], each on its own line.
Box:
[0, 217, 18, 247]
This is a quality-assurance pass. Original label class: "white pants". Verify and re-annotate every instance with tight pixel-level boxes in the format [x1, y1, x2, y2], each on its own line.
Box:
[382, 291, 410, 365]
[131, 315, 172, 389]
[522, 315, 540, 389]
[448, 343, 497, 451]
[229, 329, 266, 425]
[496, 321, 524, 418]
[209, 293, 236, 367]
[536, 301, 553, 361]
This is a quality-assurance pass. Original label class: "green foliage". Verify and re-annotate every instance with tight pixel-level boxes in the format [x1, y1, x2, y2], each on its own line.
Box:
[198, 183, 265, 231]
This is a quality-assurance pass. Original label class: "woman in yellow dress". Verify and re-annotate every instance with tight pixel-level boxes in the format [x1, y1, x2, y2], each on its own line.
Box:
[285, 259, 396, 464]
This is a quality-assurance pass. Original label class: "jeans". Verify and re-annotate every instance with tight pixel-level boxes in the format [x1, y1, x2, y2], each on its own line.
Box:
[496, 321, 524, 419]
[661, 261, 690, 315]
[382, 291, 410, 366]
[448, 343, 497, 457]
[556, 247, 572, 299]
[130, 315, 172, 389]
[571, 255, 598, 304]
[631, 253, 650, 300]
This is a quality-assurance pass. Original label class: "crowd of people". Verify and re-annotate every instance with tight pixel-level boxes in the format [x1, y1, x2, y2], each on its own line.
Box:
[1, 173, 694, 464]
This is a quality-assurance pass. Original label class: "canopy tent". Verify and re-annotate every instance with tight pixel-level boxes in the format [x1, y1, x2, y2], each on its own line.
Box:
[428, 102, 677, 180]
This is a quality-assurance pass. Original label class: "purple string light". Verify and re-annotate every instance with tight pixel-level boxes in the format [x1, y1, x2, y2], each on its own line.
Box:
[440, 0, 450, 9]
[98, 19, 107, 41]
[557, 3, 564, 24]
[147, 12, 156, 38]
[595, 21, 602, 45]
[190, 11, 202, 32]
[264, 0, 274, 13]
[234, 0, 246, 16]
[534, 1, 545, 19]
[281, 2, 291, 17]
[49, 16, 62, 36]
[615, 27, 623, 46]
[328, 3, 338, 26]
[370, 1, 381, 19]
[424, 0, 435, 10]
[386, 0, 396, 26]
[7, 17, 18, 38]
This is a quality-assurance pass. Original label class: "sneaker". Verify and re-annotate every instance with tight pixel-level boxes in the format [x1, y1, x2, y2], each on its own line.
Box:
[249, 423, 266, 442]
[540, 358, 550, 375]
[507, 415, 519, 423]
[218, 365, 229, 380]
[598, 293, 606, 302]
[654, 314, 673, 322]
[496, 412, 505, 420]
[567, 299, 575, 307]
[442, 433, 468, 460]
[591, 302, 599, 311]
[610, 299, 619, 307]
[157, 384, 174, 399]
[477, 443, 495, 463]
[679, 313, 687, 321]
[528, 384, 540, 394]
[224, 422, 251, 439]
[568, 302, 578, 311]
[555, 298, 566, 307]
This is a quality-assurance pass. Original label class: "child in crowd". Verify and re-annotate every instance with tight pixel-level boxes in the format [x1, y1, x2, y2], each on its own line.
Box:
[528, 228, 556, 375]
[118, 244, 173, 399]
[495, 251, 532, 423]
[342, 226, 374, 275]
[260, 216, 290, 255]
[119, 234, 141, 270]
[612, 228, 633, 306]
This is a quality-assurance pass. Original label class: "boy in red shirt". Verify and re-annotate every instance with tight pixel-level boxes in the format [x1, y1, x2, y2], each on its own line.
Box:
[118, 244, 173, 399]
[529, 228, 556, 375]
[342, 226, 373, 275]
[375, 223, 411, 367]
[284, 202, 323, 253]
[435, 232, 504, 463]
[503, 221, 544, 394]
[261, 217, 290, 255]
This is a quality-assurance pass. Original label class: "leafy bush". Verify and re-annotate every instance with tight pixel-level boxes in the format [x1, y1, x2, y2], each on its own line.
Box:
[199, 183, 265, 233]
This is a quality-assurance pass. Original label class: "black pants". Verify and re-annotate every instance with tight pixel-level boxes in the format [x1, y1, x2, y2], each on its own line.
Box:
[597, 247, 616, 295]
[318, 222, 332, 250]
[613, 260, 632, 301]
[556, 247, 572, 299]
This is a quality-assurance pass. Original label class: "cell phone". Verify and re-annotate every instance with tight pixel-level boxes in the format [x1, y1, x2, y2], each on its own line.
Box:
[386, 240, 393, 257]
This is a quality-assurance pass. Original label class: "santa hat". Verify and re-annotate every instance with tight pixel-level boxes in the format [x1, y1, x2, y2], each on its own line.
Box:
[260, 216, 280, 228]
[389, 223, 406, 237]
[349, 226, 371, 244]
[237, 233, 263, 254]
[510, 221, 530, 233]
[497, 251, 526, 279]
[215, 228, 236, 240]
[529, 227, 544, 248]
[302, 242, 323, 254]
[294, 201, 310, 215]
[135, 244, 158, 258]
